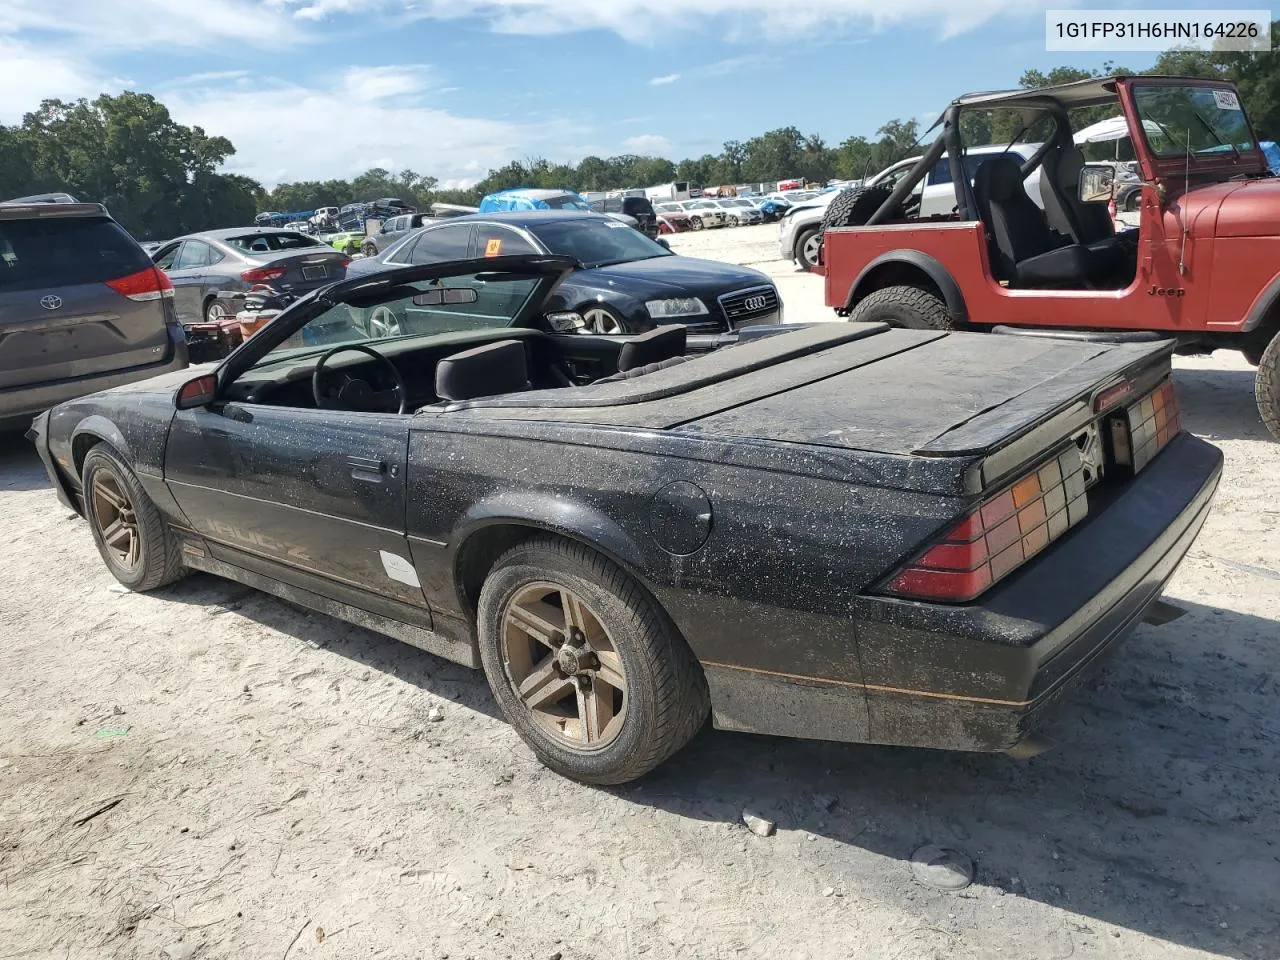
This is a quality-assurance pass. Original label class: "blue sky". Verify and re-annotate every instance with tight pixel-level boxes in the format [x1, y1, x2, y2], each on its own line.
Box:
[0, 0, 1212, 187]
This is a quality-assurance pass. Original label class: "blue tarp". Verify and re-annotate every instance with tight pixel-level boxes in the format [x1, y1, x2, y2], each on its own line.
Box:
[1260, 141, 1280, 175]
[479, 188, 592, 212]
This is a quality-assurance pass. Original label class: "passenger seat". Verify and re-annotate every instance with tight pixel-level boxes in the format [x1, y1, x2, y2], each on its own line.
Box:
[1040, 146, 1127, 274]
[595, 326, 689, 383]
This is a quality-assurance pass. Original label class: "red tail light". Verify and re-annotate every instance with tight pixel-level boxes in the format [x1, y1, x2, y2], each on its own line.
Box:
[885, 447, 1090, 603]
[337, 256, 352, 268]
[106, 266, 174, 301]
[1110, 379, 1181, 473]
[241, 266, 287, 283]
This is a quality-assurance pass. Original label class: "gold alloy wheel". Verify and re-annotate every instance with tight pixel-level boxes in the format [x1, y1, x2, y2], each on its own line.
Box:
[91, 471, 141, 570]
[502, 582, 628, 748]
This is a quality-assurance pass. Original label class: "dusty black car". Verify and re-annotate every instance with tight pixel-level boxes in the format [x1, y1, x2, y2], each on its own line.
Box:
[29, 255, 1221, 784]
[348, 211, 780, 334]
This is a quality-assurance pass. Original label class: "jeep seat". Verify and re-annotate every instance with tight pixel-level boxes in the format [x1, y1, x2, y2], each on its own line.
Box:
[1040, 147, 1128, 274]
[974, 156, 1093, 288]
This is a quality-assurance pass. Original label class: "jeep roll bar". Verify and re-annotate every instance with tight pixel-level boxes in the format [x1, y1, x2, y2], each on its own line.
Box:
[867, 101, 1072, 225]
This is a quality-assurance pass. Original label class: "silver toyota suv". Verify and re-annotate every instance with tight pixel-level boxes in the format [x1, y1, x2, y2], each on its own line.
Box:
[0, 197, 188, 431]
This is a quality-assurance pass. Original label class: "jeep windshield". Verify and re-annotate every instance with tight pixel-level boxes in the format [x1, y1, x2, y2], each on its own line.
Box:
[1132, 84, 1258, 158]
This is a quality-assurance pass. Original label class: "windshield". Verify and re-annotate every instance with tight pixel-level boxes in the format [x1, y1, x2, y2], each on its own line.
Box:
[1132, 84, 1257, 158]
[542, 195, 591, 211]
[527, 219, 673, 268]
[252, 270, 542, 368]
[225, 232, 324, 254]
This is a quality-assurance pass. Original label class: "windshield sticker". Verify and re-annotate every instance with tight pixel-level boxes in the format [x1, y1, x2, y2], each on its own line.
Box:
[484, 237, 503, 257]
[379, 551, 421, 588]
[1213, 90, 1241, 111]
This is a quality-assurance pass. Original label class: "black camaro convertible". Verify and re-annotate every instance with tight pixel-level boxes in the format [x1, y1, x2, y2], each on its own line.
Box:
[29, 255, 1222, 784]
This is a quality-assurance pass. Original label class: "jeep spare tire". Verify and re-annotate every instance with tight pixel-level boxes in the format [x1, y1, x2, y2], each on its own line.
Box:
[819, 183, 902, 238]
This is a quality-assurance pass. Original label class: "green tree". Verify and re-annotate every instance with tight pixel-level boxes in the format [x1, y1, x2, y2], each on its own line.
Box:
[5, 91, 247, 238]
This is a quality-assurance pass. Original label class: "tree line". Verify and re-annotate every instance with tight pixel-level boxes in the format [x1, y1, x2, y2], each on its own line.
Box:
[2, 31, 1275, 241]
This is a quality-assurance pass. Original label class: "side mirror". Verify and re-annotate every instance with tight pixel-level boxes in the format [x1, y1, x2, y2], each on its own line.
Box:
[656, 238, 671, 250]
[176, 373, 217, 410]
[1078, 166, 1115, 204]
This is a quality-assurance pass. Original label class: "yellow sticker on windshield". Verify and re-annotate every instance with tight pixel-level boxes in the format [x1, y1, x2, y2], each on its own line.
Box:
[484, 237, 502, 257]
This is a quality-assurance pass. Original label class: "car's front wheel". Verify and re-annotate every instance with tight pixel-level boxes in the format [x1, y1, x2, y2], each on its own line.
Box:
[690, 216, 704, 231]
[362, 242, 378, 258]
[580, 305, 625, 334]
[477, 536, 709, 784]
[1255, 329, 1280, 441]
[81, 444, 187, 592]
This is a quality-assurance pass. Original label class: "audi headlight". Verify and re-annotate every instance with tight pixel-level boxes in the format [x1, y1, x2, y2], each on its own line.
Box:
[645, 297, 709, 319]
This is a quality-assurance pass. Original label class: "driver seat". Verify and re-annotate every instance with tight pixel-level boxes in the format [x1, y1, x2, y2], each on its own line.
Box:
[435, 340, 530, 402]
[973, 156, 1092, 288]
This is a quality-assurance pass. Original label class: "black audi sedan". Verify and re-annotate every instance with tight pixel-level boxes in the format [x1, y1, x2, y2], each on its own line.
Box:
[347, 211, 780, 334]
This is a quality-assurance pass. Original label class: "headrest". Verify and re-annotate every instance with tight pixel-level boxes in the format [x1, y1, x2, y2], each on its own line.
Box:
[435, 340, 530, 402]
[975, 156, 1026, 203]
[618, 325, 687, 372]
[1055, 146, 1085, 185]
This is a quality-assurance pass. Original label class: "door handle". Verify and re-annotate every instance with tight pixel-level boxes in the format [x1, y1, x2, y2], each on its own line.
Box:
[347, 455, 388, 481]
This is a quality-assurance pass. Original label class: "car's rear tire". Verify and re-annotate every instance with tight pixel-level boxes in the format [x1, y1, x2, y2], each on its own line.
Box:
[476, 536, 710, 785]
[1255, 330, 1280, 441]
[81, 444, 187, 592]
[848, 284, 953, 330]
[795, 226, 822, 272]
[204, 297, 227, 323]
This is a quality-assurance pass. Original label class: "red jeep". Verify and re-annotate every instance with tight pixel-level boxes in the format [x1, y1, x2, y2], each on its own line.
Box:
[820, 75, 1280, 438]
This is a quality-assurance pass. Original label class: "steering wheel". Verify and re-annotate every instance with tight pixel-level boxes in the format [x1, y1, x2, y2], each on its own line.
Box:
[312, 343, 408, 414]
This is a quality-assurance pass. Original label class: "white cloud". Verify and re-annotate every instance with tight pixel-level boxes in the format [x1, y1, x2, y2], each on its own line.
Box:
[340, 65, 435, 101]
[649, 73, 681, 86]
[161, 75, 574, 187]
[623, 134, 673, 155]
[0, 39, 107, 123]
[250, 0, 1055, 41]
[4, 0, 301, 49]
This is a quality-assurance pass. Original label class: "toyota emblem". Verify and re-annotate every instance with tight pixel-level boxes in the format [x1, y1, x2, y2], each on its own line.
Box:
[39, 295, 63, 311]
[744, 295, 768, 312]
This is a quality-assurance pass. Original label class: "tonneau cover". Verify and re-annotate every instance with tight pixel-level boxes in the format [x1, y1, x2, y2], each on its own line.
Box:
[445, 325, 1173, 457]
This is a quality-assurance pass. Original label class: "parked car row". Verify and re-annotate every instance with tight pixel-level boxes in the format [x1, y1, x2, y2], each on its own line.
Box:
[652, 195, 791, 232]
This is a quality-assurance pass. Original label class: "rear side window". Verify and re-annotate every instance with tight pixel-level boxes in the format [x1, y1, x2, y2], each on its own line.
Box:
[0, 216, 150, 292]
[407, 224, 474, 264]
[473, 226, 539, 259]
[223, 232, 322, 254]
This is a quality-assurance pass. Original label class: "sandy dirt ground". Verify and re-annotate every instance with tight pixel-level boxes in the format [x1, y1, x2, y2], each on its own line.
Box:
[1, 223, 1278, 960]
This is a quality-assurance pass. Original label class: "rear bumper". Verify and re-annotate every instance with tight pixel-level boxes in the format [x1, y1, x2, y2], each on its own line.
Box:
[707, 433, 1223, 752]
[0, 328, 188, 432]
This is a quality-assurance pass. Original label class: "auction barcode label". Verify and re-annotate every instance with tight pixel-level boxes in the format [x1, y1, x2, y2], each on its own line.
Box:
[1046, 9, 1272, 51]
